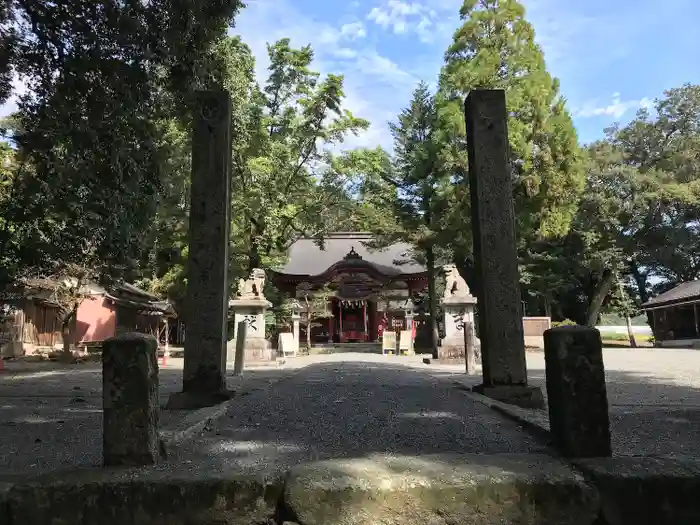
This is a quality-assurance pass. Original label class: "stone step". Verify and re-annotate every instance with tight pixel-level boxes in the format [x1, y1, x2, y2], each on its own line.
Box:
[310, 343, 382, 354]
[4, 453, 599, 525]
[7, 453, 700, 524]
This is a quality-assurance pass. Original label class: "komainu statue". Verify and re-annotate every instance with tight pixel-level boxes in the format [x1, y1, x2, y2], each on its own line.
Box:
[442, 264, 471, 299]
[237, 268, 266, 299]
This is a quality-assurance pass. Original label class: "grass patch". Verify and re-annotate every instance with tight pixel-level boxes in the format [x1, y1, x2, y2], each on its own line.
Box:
[598, 332, 652, 342]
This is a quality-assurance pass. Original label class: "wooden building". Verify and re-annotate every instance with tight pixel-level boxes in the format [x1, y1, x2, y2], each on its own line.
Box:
[641, 280, 700, 347]
[0, 281, 175, 357]
[270, 232, 429, 344]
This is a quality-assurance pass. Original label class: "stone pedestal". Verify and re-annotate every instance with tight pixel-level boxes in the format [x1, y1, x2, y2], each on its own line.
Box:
[465, 89, 543, 409]
[439, 294, 479, 361]
[102, 333, 159, 467]
[227, 298, 275, 363]
[544, 326, 612, 457]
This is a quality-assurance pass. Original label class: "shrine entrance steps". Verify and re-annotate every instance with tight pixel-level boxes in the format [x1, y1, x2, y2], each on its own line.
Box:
[309, 342, 381, 354]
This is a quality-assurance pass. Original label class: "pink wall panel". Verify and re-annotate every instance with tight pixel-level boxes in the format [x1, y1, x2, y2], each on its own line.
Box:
[75, 296, 116, 343]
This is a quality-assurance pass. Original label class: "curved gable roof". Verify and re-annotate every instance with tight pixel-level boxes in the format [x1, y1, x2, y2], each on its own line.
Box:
[275, 232, 426, 277]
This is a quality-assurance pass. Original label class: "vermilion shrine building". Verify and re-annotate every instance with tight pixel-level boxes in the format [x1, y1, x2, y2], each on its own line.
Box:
[270, 232, 429, 344]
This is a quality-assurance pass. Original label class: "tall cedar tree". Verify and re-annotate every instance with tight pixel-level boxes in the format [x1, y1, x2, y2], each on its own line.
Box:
[437, 0, 585, 283]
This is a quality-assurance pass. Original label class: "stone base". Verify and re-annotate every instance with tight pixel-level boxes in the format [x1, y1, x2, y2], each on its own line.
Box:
[438, 337, 481, 363]
[473, 384, 545, 409]
[227, 338, 276, 364]
[164, 390, 236, 410]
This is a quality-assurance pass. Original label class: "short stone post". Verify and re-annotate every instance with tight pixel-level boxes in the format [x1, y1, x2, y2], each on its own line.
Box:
[464, 321, 477, 375]
[544, 326, 612, 457]
[103, 333, 159, 467]
[232, 321, 246, 376]
[167, 90, 233, 410]
[465, 89, 543, 409]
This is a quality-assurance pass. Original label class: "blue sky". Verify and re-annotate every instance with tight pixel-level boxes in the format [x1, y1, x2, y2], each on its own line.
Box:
[228, 0, 700, 148]
[2, 0, 699, 150]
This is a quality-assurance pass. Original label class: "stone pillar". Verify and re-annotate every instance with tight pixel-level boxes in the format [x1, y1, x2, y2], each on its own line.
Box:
[292, 312, 301, 343]
[228, 298, 274, 363]
[103, 333, 159, 467]
[439, 295, 478, 360]
[465, 89, 544, 409]
[544, 326, 612, 457]
[167, 90, 232, 410]
[232, 321, 246, 376]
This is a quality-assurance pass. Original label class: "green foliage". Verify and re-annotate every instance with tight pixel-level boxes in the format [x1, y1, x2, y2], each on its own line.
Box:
[551, 319, 577, 327]
[437, 0, 585, 258]
[230, 38, 370, 275]
[1, 0, 243, 283]
[523, 83, 700, 323]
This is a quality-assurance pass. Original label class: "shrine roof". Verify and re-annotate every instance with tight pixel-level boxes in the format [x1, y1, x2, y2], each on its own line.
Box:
[641, 280, 700, 309]
[273, 232, 427, 277]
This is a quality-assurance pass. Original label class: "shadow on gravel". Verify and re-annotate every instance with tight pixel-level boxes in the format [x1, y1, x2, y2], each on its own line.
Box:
[524, 365, 700, 457]
[0, 363, 297, 478]
[171, 362, 551, 476]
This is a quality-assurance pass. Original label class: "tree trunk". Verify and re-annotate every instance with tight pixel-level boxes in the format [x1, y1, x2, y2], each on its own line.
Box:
[625, 314, 638, 348]
[585, 269, 616, 327]
[630, 259, 653, 328]
[426, 245, 439, 359]
[60, 307, 77, 361]
[544, 295, 552, 318]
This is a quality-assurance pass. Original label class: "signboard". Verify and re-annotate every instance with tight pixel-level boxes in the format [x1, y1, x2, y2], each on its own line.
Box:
[382, 331, 396, 354]
[399, 330, 412, 354]
[278, 332, 298, 357]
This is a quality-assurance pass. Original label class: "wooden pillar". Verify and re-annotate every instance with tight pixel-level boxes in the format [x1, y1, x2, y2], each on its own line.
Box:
[339, 300, 343, 342]
[363, 300, 368, 341]
[694, 304, 699, 337]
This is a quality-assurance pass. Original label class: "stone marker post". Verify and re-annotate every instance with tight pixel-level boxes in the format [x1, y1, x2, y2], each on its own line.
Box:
[233, 321, 246, 376]
[464, 321, 477, 375]
[544, 326, 612, 457]
[167, 90, 233, 410]
[103, 333, 159, 467]
[465, 89, 544, 409]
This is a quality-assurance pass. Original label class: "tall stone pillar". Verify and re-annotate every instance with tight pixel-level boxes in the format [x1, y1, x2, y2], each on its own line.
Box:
[167, 90, 233, 410]
[465, 89, 544, 409]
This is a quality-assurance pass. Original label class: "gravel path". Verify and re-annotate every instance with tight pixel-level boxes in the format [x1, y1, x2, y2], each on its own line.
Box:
[0, 362, 290, 478]
[172, 360, 551, 475]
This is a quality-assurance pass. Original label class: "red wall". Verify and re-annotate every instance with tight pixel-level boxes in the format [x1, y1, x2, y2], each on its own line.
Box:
[75, 296, 116, 343]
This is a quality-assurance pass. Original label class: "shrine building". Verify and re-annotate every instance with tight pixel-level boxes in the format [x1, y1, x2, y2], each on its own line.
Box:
[269, 232, 429, 344]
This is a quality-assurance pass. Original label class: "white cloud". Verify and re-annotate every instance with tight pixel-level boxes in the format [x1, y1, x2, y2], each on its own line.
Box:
[574, 93, 653, 119]
[340, 22, 366, 40]
[366, 0, 440, 43]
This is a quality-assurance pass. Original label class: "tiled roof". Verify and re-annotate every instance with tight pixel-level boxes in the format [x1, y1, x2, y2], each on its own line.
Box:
[641, 280, 700, 308]
[275, 232, 426, 276]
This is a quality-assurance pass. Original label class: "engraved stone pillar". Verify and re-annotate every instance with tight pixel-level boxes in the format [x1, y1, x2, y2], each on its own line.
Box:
[544, 326, 612, 457]
[167, 90, 233, 410]
[465, 89, 543, 409]
[103, 333, 159, 466]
